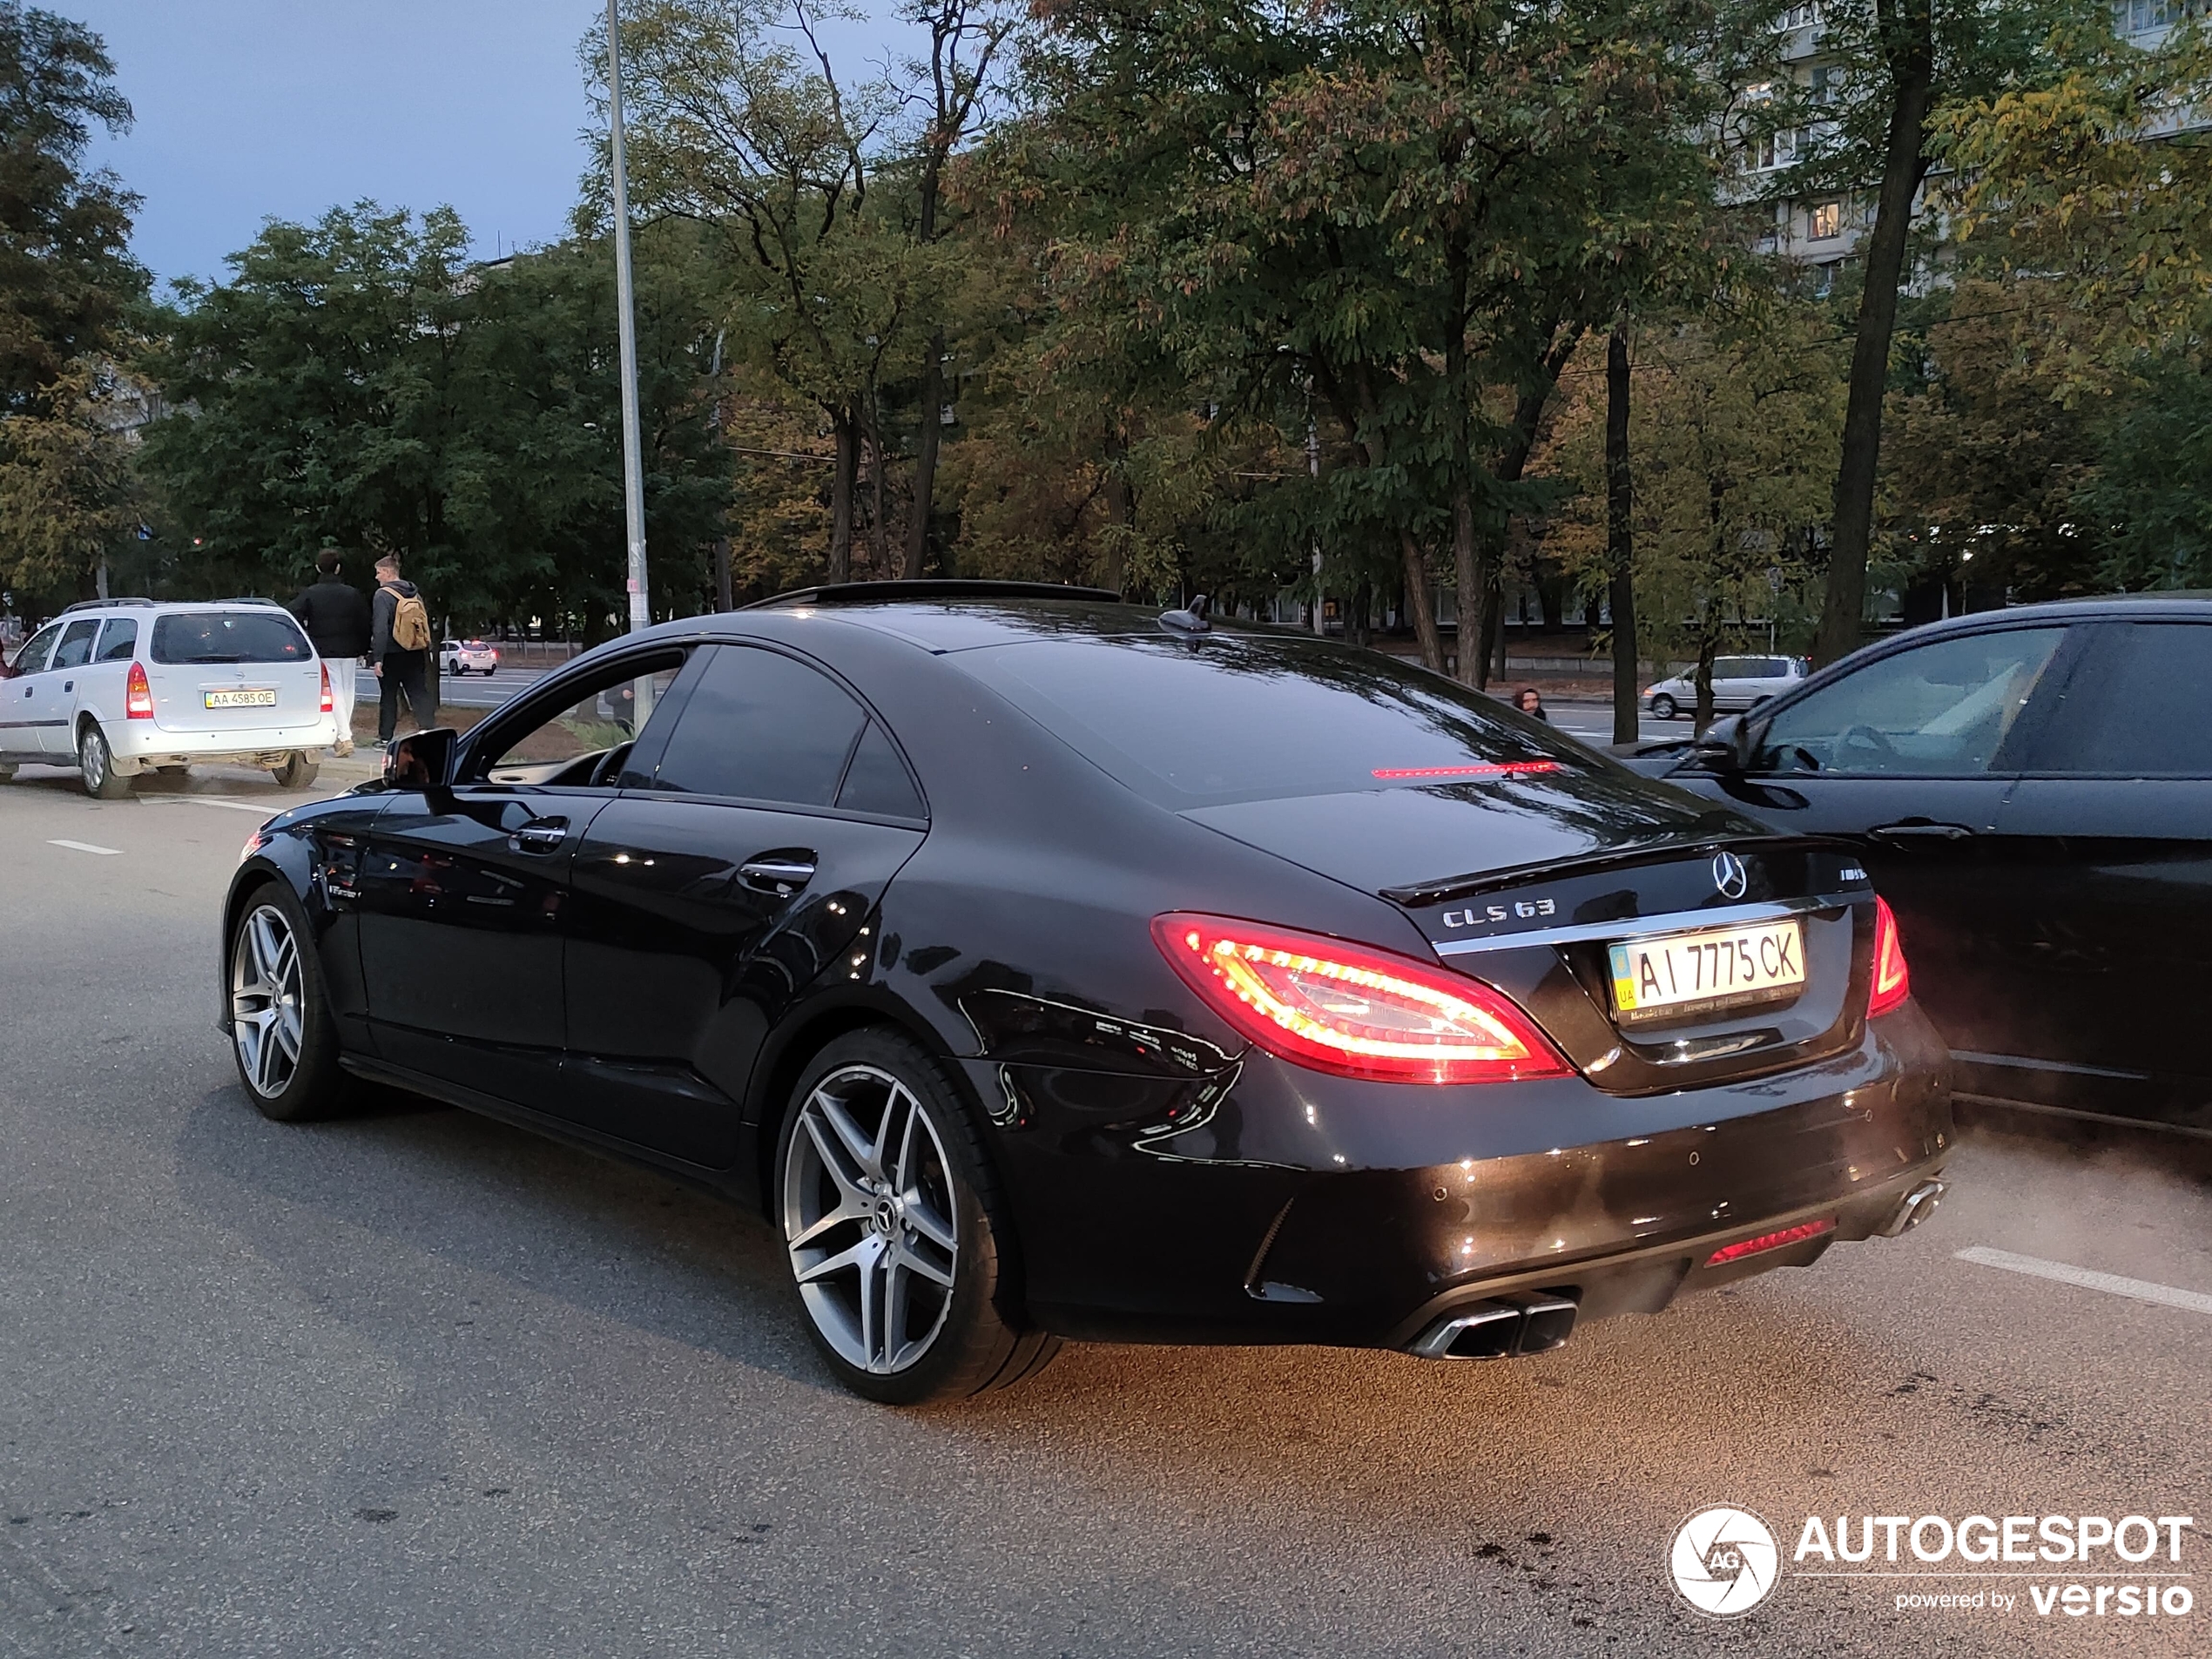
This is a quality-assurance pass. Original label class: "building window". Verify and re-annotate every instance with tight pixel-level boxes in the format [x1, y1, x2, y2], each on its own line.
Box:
[1810, 201, 1844, 240]
[1753, 128, 1797, 171]
[1783, 3, 1819, 25]
[2114, 0, 2178, 34]
[1810, 64, 1845, 105]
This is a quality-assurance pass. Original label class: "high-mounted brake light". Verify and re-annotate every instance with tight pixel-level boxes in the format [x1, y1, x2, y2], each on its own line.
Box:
[1372, 760, 1561, 781]
[126, 661, 153, 719]
[1152, 914, 1572, 1084]
[319, 662, 334, 714]
[1869, 895, 1910, 1017]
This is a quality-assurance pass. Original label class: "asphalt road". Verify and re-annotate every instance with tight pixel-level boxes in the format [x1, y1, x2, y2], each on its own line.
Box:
[2, 767, 2207, 1657]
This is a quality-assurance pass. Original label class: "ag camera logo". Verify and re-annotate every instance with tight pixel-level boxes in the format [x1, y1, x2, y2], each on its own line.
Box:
[1671, 1506, 1781, 1616]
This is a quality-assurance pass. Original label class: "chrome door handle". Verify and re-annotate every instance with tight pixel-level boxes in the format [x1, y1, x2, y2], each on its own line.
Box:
[512, 821, 569, 852]
[738, 857, 816, 896]
[1868, 820, 1974, 842]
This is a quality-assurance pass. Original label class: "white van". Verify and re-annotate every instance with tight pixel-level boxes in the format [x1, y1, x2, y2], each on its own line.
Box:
[0, 599, 342, 797]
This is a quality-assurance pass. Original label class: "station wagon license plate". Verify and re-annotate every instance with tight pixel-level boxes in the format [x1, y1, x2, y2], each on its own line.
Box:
[204, 687, 277, 709]
[1608, 918, 1805, 1025]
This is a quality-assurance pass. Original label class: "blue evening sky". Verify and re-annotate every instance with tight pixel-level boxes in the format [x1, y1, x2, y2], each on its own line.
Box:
[72, 2, 898, 293]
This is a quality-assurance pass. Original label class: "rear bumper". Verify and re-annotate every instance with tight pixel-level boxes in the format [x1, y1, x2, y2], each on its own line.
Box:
[973, 1002, 1953, 1351]
[108, 717, 341, 771]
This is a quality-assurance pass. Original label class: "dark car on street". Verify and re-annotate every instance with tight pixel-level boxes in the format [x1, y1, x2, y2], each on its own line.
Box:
[218, 583, 1952, 1403]
[1623, 596, 2212, 1140]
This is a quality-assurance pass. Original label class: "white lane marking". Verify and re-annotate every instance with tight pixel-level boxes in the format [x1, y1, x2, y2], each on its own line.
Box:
[1956, 1246, 2212, 1318]
[46, 839, 122, 856]
[185, 799, 274, 814]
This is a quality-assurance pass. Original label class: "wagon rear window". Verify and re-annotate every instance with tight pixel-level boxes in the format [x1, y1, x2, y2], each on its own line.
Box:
[151, 610, 313, 665]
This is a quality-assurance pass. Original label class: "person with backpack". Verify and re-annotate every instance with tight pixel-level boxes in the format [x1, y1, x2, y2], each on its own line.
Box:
[370, 554, 435, 743]
[288, 548, 372, 755]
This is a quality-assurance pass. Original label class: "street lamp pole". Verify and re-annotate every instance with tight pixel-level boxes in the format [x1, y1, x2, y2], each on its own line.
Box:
[606, 0, 651, 642]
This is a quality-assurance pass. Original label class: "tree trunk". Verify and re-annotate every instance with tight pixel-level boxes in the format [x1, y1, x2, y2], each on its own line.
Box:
[1398, 529, 1444, 671]
[1452, 489, 1481, 686]
[1607, 323, 1639, 745]
[905, 332, 945, 579]
[1694, 635, 1718, 734]
[828, 410, 856, 583]
[713, 537, 732, 611]
[1102, 427, 1132, 595]
[865, 397, 889, 579]
[1814, 0, 1935, 667]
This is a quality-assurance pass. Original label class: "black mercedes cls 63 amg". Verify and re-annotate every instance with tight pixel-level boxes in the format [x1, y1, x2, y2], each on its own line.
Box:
[219, 583, 1953, 1403]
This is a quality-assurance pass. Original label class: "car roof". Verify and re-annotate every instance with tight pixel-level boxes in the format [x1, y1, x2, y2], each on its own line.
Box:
[738, 581, 1278, 654]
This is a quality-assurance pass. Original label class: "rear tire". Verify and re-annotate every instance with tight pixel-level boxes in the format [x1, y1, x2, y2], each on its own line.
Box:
[0, 762, 15, 782]
[776, 1029, 1059, 1404]
[78, 725, 131, 799]
[227, 883, 347, 1121]
[272, 752, 319, 789]
[1649, 694, 1678, 720]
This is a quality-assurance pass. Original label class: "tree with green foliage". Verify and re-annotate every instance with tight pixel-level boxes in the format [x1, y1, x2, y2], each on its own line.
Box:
[0, 2, 145, 603]
[1542, 307, 1844, 726]
[985, 0, 1730, 671]
[139, 206, 730, 635]
[1782, 0, 2109, 664]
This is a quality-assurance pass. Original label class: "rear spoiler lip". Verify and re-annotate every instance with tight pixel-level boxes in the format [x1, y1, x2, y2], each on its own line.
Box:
[1378, 832, 1849, 908]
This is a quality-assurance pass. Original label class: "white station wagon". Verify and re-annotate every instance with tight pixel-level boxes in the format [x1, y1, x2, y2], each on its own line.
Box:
[0, 599, 342, 797]
[1643, 654, 1810, 720]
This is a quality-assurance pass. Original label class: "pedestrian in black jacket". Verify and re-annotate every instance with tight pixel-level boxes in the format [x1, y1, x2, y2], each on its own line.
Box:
[369, 554, 434, 743]
[289, 549, 371, 754]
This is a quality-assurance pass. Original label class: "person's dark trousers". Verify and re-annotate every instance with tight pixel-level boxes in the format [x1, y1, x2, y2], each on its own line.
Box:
[376, 649, 431, 743]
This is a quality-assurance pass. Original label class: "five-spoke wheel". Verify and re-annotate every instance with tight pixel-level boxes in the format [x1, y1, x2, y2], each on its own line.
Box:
[784, 1063, 961, 1377]
[777, 1031, 1059, 1403]
[226, 887, 342, 1120]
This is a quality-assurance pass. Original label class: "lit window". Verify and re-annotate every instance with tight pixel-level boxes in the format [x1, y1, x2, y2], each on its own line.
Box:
[1810, 201, 1844, 239]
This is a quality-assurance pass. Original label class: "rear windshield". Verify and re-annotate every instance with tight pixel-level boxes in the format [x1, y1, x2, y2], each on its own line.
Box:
[959, 633, 1590, 807]
[151, 610, 313, 665]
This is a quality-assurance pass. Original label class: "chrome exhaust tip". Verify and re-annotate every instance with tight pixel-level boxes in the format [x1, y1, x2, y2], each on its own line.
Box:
[1878, 1177, 1947, 1238]
[1409, 1292, 1579, 1360]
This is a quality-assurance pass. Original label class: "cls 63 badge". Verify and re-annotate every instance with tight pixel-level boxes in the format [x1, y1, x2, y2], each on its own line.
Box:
[1441, 898, 1556, 930]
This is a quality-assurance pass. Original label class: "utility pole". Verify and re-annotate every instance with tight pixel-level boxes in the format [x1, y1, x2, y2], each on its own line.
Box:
[607, 0, 651, 642]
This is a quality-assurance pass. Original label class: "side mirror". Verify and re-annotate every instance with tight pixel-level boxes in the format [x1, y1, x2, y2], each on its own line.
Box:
[1688, 712, 1755, 774]
[383, 726, 457, 792]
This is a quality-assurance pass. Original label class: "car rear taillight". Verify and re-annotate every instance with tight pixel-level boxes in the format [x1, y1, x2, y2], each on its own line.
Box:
[1869, 896, 1910, 1017]
[1151, 914, 1572, 1084]
[126, 661, 153, 719]
[320, 662, 334, 714]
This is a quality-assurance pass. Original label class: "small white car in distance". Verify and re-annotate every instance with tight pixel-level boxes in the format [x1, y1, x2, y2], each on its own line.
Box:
[442, 637, 499, 675]
[0, 599, 342, 797]
[1644, 654, 1809, 720]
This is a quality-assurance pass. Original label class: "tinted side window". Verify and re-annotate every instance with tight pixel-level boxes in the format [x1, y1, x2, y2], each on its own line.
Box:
[1757, 626, 2067, 777]
[52, 619, 99, 670]
[651, 645, 867, 807]
[97, 618, 138, 662]
[12, 624, 60, 675]
[1713, 658, 1755, 679]
[2022, 622, 2212, 777]
[836, 722, 924, 819]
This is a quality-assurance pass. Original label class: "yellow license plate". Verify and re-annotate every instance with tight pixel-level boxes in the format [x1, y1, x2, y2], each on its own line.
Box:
[1608, 918, 1805, 1024]
[204, 688, 277, 709]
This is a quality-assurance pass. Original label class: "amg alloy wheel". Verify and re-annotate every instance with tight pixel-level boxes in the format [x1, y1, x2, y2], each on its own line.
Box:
[227, 889, 344, 1120]
[778, 1032, 1058, 1404]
